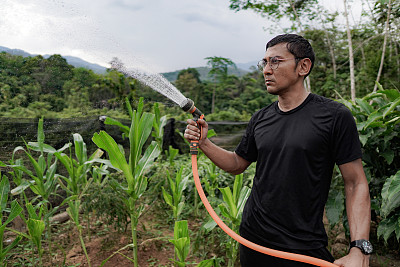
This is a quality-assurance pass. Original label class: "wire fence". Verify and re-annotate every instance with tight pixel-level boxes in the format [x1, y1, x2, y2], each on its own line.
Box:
[0, 117, 248, 163]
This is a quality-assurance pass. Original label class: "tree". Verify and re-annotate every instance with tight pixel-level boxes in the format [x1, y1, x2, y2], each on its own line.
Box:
[343, 0, 356, 101]
[174, 68, 203, 107]
[373, 0, 393, 92]
[205, 56, 236, 113]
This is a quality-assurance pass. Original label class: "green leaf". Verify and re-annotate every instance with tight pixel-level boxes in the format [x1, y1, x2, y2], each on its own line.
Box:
[73, 133, 87, 164]
[383, 97, 400, 119]
[135, 141, 160, 179]
[11, 180, 34, 195]
[162, 187, 173, 207]
[104, 117, 130, 136]
[363, 110, 383, 130]
[37, 117, 45, 154]
[28, 142, 57, 153]
[129, 111, 155, 173]
[1, 235, 23, 258]
[377, 214, 400, 243]
[325, 189, 344, 226]
[3, 200, 23, 226]
[27, 218, 45, 249]
[381, 150, 394, 165]
[355, 99, 374, 115]
[381, 170, 400, 218]
[0, 176, 10, 213]
[378, 89, 400, 102]
[92, 131, 134, 186]
[237, 187, 251, 216]
[219, 187, 237, 218]
[174, 220, 189, 239]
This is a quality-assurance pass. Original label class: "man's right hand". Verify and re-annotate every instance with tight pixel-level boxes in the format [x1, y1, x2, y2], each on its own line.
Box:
[184, 118, 208, 147]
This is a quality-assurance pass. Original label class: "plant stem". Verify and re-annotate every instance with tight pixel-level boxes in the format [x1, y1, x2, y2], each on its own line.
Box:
[79, 231, 91, 267]
[131, 213, 138, 267]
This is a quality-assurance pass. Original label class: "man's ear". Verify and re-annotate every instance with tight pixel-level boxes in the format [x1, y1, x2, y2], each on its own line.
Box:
[298, 58, 312, 77]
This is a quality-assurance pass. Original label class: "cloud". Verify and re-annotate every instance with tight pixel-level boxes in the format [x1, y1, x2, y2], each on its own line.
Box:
[110, 0, 144, 12]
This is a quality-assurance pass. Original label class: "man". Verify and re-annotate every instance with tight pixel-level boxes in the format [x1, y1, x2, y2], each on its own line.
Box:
[184, 34, 371, 266]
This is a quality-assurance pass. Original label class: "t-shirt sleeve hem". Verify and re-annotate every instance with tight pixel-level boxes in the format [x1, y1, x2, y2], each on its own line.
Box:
[235, 148, 256, 163]
[336, 154, 362, 165]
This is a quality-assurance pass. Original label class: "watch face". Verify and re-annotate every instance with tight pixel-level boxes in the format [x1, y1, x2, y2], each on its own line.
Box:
[362, 241, 373, 254]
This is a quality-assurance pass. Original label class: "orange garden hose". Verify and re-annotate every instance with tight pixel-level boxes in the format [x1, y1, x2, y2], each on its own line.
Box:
[191, 154, 338, 267]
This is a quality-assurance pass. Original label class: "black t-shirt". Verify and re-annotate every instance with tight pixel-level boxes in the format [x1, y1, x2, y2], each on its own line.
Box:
[235, 93, 362, 250]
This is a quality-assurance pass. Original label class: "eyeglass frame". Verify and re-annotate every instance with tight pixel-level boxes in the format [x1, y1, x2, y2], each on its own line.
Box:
[257, 56, 304, 71]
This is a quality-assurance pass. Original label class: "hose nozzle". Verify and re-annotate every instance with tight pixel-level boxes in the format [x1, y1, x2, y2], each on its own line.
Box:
[182, 98, 203, 120]
[182, 98, 204, 155]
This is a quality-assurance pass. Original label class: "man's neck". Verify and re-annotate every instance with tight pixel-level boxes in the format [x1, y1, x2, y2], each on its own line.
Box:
[277, 88, 310, 112]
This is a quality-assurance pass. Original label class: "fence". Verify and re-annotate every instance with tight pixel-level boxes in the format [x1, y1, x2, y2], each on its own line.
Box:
[0, 117, 248, 163]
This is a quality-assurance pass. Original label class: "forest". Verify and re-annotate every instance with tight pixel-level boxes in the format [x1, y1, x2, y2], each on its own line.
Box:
[0, 0, 399, 266]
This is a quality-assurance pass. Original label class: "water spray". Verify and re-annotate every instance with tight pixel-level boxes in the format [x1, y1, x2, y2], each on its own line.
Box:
[114, 62, 337, 266]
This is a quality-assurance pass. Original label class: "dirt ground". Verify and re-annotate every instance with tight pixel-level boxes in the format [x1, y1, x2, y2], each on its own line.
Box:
[6, 207, 400, 267]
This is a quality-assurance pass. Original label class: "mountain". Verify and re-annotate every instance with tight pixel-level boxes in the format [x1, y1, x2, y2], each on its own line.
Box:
[0, 45, 257, 79]
[0, 46, 107, 74]
[161, 64, 255, 82]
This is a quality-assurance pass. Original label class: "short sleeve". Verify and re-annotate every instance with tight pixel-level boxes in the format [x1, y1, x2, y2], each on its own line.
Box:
[331, 104, 362, 165]
[235, 115, 258, 162]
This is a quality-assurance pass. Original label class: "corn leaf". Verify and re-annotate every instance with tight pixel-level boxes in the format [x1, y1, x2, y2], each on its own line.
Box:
[104, 117, 130, 136]
[92, 131, 134, 186]
[0, 176, 10, 213]
[2, 200, 22, 227]
[27, 218, 45, 248]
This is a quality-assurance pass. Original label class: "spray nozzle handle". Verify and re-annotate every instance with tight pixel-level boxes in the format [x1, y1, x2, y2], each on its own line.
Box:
[182, 99, 205, 155]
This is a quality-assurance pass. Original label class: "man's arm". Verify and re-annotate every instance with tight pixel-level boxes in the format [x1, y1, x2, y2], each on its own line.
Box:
[333, 158, 371, 267]
[184, 118, 251, 175]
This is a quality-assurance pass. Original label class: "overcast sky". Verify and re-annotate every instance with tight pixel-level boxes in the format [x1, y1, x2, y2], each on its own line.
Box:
[0, 0, 362, 73]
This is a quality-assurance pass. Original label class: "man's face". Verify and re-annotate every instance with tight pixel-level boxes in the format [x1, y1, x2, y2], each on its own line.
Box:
[262, 43, 300, 95]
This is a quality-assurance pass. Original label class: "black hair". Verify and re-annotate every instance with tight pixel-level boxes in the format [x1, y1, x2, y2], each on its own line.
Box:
[266, 34, 315, 78]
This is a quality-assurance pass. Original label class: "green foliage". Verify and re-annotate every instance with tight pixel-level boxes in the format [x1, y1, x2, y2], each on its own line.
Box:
[162, 166, 189, 220]
[92, 97, 161, 267]
[169, 220, 190, 267]
[0, 173, 23, 265]
[378, 170, 400, 243]
[25, 203, 45, 265]
[218, 174, 251, 267]
[328, 87, 400, 244]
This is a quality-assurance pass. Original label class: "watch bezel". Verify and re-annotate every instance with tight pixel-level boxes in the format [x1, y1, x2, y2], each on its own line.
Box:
[361, 240, 373, 254]
[350, 239, 373, 255]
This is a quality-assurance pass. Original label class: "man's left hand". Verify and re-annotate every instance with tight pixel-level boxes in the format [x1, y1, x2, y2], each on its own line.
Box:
[333, 248, 370, 267]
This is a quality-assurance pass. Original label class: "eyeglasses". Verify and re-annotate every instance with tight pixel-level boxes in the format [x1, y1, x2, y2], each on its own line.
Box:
[257, 57, 300, 71]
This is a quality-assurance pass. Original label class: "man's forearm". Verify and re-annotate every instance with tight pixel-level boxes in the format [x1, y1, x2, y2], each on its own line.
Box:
[345, 180, 371, 241]
[199, 138, 250, 175]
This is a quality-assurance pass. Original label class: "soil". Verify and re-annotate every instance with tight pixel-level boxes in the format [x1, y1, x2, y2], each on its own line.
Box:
[6, 206, 400, 267]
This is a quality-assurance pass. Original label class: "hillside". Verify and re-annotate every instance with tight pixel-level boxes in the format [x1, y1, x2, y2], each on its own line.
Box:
[0, 45, 255, 81]
[0, 46, 107, 74]
[162, 65, 252, 82]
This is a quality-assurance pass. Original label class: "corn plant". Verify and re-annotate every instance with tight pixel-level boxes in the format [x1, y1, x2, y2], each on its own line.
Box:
[169, 220, 222, 267]
[162, 166, 189, 221]
[67, 199, 91, 267]
[165, 146, 179, 166]
[24, 202, 45, 266]
[0, 173, 23, 265]
[92, 97, 161, 267]
[218, 174, 251, 267]
[1, 118, 69, 255]
[169, 220, 191, 267]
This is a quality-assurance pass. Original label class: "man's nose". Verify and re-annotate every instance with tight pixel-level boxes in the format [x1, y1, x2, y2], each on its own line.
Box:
[263, 63, 273, 75]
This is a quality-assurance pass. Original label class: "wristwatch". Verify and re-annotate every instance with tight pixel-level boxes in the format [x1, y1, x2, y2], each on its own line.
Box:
[349, 239, 373, 255]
